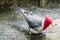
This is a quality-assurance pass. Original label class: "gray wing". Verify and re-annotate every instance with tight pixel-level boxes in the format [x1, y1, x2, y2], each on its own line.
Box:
[24, 13, 43, 28]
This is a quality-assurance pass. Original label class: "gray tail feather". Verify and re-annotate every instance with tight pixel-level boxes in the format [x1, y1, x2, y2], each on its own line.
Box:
[10, 5, 21, 11]
[10, 5, 24, 16]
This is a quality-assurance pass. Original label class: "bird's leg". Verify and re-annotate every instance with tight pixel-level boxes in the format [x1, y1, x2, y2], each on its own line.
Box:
[33, 27, 42, 33]
[28, 27, 32, 34]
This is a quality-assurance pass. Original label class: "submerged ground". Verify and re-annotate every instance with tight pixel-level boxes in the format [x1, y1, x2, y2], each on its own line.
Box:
[0, 7, 60, 40]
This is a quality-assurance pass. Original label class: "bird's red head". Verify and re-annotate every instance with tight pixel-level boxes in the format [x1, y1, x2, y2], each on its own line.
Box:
[42, 15, 53, 30]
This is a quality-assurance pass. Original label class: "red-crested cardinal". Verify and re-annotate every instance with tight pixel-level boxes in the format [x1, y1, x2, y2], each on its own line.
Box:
[10, 6, 53, 34]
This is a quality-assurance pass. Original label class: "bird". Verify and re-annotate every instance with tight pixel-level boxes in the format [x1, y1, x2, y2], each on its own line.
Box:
[10, 6, 53, 34]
